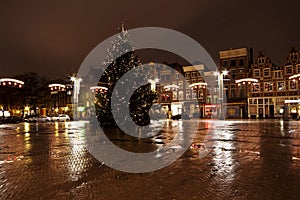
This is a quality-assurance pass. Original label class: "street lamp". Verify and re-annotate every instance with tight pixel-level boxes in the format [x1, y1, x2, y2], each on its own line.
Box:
[214, 69, 228, 120]
[70, 75, 82, 119]
[148, 78, 159, 92]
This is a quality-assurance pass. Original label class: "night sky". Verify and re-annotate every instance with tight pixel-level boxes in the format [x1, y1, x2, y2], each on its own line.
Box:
[0, 0, 299, 79]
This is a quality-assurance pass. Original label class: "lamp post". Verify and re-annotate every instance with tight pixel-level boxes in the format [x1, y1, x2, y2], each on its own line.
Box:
[70, 75, 82, 119]
[214, 69, 228, 120]
[148, 78, 159, 92]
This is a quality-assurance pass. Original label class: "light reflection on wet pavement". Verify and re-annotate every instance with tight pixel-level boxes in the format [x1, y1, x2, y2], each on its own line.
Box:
[0, 119, 300, 199]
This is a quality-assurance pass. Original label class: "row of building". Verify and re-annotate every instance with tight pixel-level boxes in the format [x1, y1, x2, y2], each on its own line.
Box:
[1, 47, 300, 120]
[150, 46, 300, 119]
[0, 78, 74, 118]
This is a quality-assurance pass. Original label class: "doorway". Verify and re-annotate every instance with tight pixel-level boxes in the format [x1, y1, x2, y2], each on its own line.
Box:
[269, 105, 274, 118]
[258, 108, 263, 119]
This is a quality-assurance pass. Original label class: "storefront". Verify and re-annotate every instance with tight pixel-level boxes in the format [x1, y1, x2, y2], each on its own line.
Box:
[284, 99, 300, 119]
[248, 97, 300, 119]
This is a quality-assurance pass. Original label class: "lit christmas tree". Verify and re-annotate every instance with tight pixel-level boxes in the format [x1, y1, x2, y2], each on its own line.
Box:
[95, 23, 157, 127]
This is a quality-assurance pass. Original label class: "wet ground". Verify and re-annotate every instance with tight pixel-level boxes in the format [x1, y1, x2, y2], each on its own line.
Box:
[0, 119, 300, 199]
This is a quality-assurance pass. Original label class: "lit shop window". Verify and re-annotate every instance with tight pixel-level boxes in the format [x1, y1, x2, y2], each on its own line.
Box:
[289, 80, 297, 90]
[264, 82, 273, 92]
[277, 81, 285, 91]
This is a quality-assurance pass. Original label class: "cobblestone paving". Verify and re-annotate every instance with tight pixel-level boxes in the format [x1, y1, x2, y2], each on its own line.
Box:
[0, 120, 300, 199]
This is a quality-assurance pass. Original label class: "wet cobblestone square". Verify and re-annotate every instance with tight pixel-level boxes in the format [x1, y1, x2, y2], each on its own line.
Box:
[1, 119, 300, 199]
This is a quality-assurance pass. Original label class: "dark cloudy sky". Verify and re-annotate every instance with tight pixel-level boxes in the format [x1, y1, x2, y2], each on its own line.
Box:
[0, 0, 299, 79]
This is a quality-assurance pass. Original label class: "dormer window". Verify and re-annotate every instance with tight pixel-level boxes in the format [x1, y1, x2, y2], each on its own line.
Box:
[290, 53, 298, 60]
[258, 57, 265, 64]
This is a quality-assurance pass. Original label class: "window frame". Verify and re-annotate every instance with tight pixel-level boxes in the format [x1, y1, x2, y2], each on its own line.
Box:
[263, 68, 270, 77]
[277, 81, 285, 91]
[264, 82, 273, 92]
[254, 69, 260, 78]
[251, 83, 260, 93]
[289, 80, 297, 90]
[285, 66, 293, 75]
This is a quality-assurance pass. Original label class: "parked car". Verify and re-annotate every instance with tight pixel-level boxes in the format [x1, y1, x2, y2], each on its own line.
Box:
[0, 116, 22, 124]
[24, 115, 36, 123]
[33, 115, 51, 123]
[50, 116, 59, 121]
[52, 114, 70, 122]
[58, 114, 70, 122]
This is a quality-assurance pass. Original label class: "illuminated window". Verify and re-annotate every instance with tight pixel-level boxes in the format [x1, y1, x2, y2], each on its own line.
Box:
[264, 82, 273, 92]
[206, 97, 211, 104]
[186, 91, 191, 99]
[198, 90, 204, 99]
[252, 83, 260, 92]
[277, 81, 285, 91]
[173, 92, 177, 100]
[178, 91, 183, 100]
[192, 91, 197, 99]
[178, 81, 183, 89]
[289, 80, 297, 90]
